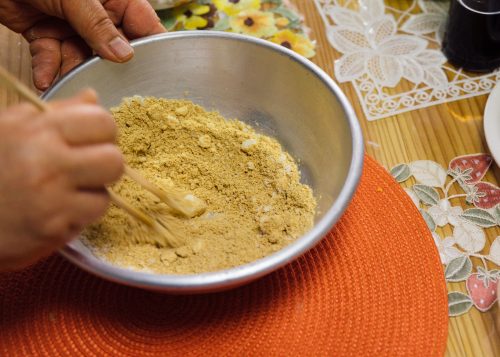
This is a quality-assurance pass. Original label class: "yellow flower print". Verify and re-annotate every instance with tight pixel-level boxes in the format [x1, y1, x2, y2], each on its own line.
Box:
[270, 29, 316, 58]
[229, 10, 278, 38]
[275, 17, 290, 28]
[214, 0, 260, 16]
[174, 3, 211, 30]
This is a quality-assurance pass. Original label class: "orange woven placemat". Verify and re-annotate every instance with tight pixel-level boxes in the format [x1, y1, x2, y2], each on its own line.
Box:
[0, 155, 448, 356]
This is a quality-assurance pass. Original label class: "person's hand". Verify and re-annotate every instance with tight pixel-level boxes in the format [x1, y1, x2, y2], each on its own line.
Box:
[0, 89, 124, 271]
[0, 0, 165, 90]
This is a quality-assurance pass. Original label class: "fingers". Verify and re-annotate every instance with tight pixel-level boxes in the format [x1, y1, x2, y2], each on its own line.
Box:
[24, 19, 91, 78]
[29, 36, 91, 90]
[22, 0, 166, 92]
[24, 19, 90, 88]
[65, 144, 124, 188]
[104, 0, 166, 39]
[28, 0, 133, 62]
[58, 0, 134, 62]
[29, 37, 61, 90]
[35, 189, 110, 244]
[60, 37, 93, 76]
[41, 93, 123, 188]
[44, 103, 117, 145]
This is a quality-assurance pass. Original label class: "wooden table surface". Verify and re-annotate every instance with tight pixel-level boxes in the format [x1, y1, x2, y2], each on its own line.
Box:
[0, 0, 499, 355]
[295, 1, 500, 356]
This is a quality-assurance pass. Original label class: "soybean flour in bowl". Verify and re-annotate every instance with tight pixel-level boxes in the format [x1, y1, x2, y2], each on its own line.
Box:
[84, 97, 317, 274]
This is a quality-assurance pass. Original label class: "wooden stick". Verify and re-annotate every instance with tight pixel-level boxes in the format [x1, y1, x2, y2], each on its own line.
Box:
[0, 66, 48, 111]
[124, 166, 206, 218]
[107, 188, 182, 248]
[106, 188, 155, 228]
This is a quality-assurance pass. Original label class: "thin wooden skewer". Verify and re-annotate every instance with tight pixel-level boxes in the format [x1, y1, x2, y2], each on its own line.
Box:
[124, 166, 206, 218]
[106, 189, 156, 228]
[0, 65, 182, 247]
[107, 189, 182, 247]
[0, 66, 46, 112]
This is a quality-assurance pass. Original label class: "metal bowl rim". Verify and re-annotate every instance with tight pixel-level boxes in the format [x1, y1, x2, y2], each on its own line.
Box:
[43, 31, 364, 292]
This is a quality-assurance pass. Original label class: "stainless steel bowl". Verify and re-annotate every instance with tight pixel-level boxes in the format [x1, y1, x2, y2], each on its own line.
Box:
[43, 32, 364, 293]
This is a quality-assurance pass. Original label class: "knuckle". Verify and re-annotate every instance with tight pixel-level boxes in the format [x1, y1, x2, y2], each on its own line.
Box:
[90, 145, 124, 184]
[86, 195, 110, 223]
[94, 109, 117, 139]
[23, 149, 63, 190]
[26, 165, 53, 189]
[75, 193, 110, 227]
[104, 146, 125, 180]
[85, 14, 115, 40]
[31, 38, 60, 51]
[26, 169, 65, 198]
[59, 104, 117, 138]
[39, 214, 69, 239]
[30, 38, 61, 58]
[61, 56, 83, 69]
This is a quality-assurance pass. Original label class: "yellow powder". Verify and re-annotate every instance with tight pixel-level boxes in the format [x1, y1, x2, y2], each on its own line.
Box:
[83, 97, 317, 274]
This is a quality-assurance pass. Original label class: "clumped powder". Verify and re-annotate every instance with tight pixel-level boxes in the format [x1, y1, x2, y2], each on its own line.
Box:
[84, 97, 317, 274]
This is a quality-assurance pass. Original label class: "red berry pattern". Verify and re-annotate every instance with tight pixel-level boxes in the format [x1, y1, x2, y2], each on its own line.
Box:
[466, 273, 498, 312]
[449, 154, 492, 184]
[474, 182, 500, 209]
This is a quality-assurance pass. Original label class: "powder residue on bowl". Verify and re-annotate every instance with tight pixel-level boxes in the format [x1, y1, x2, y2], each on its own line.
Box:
[84, 97, 317, 274]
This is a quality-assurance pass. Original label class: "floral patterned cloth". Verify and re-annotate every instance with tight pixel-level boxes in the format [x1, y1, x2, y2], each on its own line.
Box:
[391, 155, 500, 316]
[315, 0, 500, 121]
[326, 0, 447, 88]
[157, 0, 316, 58]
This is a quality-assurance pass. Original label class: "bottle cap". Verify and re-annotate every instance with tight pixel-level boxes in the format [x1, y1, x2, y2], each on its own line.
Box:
[459, 0, 500, 15]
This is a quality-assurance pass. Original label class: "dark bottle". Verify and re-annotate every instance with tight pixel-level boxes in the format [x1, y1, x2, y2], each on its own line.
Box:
[442, 0, 500, 72]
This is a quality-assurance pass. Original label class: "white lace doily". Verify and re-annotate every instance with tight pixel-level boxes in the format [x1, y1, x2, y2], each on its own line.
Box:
[314, 0, 500, 121]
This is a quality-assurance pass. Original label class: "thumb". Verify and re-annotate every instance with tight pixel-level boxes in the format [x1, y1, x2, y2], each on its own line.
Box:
[41, 0, 134, 63]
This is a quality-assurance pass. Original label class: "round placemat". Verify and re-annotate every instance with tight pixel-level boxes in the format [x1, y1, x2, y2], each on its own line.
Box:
[0, 155, 448, 356]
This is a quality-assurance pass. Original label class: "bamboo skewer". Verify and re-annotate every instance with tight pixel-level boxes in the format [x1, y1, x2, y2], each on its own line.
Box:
[106, 189, 156, 230]
[107, 189, 183, 247]
[0, 65, 185, 248]
[124, 166, 207, 218]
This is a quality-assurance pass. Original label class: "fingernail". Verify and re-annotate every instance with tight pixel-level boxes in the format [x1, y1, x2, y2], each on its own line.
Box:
[108, 36, 133, 61]
[79, 88, 98, 103]
[156, 22, 168, 33]
[35, 79, 50, 91]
